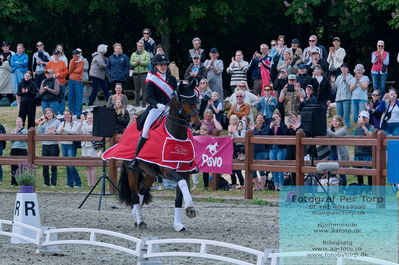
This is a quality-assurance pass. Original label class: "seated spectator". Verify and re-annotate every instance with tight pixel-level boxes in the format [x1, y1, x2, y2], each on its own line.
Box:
[327, 115, 349, 186]
[37, 108, 60, 187]
[299, 84, 318, 112]
[184, 54, 206, 84]
[227, 90, 250, 120]
[354, 110, 374, 186]
[114, 98, 130, 134]
[10, 117, 28, 186]
[330, 63, 353, 128]
[200, 109, 223, 136]
[273, 69, 288, 100]
[327, 37, 346, 78]
[276, 50, 294, 75]
[256, 85, 277, 125]
[57, 110, 82, 188]
[229, 81, 258, 105]
[226, 50, 249, 95]
[296, 64, 312, 90]
[198, 78, 212, 118]
[207, 91, 223, 123]
[310, 64, 331, 106]
[279, 74, 305, 124]
[107, 83, 128, 107]
[289, 38, 302, 67]
[377, 89, 399, 136]
[252, 114, 269, 191]
[188, 37, 205, 63]
[268, 111, 287, 191]
[350, 64, 369, 124]
[17, 71, 38, 128]
[39, 69, 60, 114]
[302, 35, 323, 66]
[366, 89, 383, 129]
[78, 113, 98, 187]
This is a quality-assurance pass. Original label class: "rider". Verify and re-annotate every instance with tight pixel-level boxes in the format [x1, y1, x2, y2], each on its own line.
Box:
[129, 54, 177, 170]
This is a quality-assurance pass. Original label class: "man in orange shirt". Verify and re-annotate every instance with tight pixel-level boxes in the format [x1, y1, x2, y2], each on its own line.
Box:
[227, 90, 251, 120]
[68, 49, 84, 116]
[46, 50, 68, 115]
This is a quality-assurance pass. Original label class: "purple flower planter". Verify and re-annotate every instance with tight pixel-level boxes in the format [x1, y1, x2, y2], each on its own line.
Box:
[19, 185, 34, 193]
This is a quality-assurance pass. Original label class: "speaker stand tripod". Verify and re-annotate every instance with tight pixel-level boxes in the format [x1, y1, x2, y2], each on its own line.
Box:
[78, 138, 118, 210]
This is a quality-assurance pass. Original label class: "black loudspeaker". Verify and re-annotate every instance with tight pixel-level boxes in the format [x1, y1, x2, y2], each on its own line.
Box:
[301, 104, 327, 136]
[93, 106, 117, 137]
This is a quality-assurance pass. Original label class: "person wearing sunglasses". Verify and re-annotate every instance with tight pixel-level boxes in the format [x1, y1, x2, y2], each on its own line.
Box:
[371, 40, 390, 95]
[366, 89, 382, 129]
[226, 50, 249, 96]
[227, 90, 250, 120]
[32, 41, 51, 87]
[302, 35, 323, 66]
[139, 28, 156, 58]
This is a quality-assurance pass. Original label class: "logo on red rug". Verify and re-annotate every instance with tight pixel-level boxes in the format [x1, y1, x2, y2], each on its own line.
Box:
[162, 137, 194, 163]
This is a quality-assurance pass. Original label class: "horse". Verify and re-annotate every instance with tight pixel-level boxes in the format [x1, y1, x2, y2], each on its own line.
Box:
[104, 81, 201, 231]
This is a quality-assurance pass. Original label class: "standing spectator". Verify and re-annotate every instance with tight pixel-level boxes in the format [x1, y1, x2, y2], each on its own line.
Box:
[10, 117, 28, 186]
[32, 41, 51, 88]
[106, 43, 130, 88]
[39, 69, 60, 114]
[249, 44, 272, 95]
[188, 37, 206, 63]
[89, 44, 110, 106]
[354, 110, 374, 185]
[200, 109, 223, 136]
[366, 89, 383, 129]
[327, 115, 349, 186]
[107, 83, 128, 107]
[227, 90, 251, 120]
[11, 43, 28, 105]
[78, 113, 97, 187]
[46, 50, 68, 115]
[130, 41, 150, 107]
[68, 49, 85, 116]
[272, 35, 288, 64]
[140, 28, 156, 58]
[37, 108, 60, 187]
[0, 41, 14, 105]
[268, 111, 287, 191]
[184, 54, 206, 84]
[76, 48, 90, 105]
[226, 50, 249, 95]
[377, 89, 399, 136]
[308, 51, 328, 75]
[330, 63, 354, 128]
[50, 44, 68, 67]
[327, 37, 346, 78]
[302, 35, 322, 66]
[299, 84, 318, 112]
[0, 122, 5, 185]
[57, 110, 82, 188]
[350, 64, 369, 124]
[114, 98, 130, 134]
[371, 40, 389, 95]
[276, 50, 294, 75]
[310, 64, 331, 106]
[204, 48, 224, 101]
[252, 114, 269, 191]
[289, 39, 302, 67]
[198, 78, 212, 118]
[207, 91, 223, 123]
[279, 74, 305, 124]
[17, 71, 38, 128]
[273, 69, 288, 97]
[256, 85, 277, 124]
[296, 64, 312, 89]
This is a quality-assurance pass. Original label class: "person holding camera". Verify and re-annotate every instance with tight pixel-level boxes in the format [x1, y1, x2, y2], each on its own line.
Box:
[184, 54, 206, 85]
[279, 74, 305, 124]
[37, 108, 60, 187]
[371, 40, 390, 95]
[376, 89, 399, 136]
[249, 44, 270, 96]
[32, 41, 51, 88]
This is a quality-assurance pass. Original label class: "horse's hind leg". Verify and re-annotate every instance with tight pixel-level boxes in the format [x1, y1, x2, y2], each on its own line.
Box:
[126, 167, 147, 229]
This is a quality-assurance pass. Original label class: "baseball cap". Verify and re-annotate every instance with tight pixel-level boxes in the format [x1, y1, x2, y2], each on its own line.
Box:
[52, 50, 61, 55]
[72, 49, 81, 55]
[312, 50, 320, 55]
[291, 39, 299, 44]
[298, 64, 307, 69]
[1, 41, 10, 47]
[210, 47, 218, 53]
[288, 74, 297, 80]
[359, 110, 369, 119]
[340, 62, 349, 68]
[333, 37, 341, 42]
[192, 54, 200, 59]
[45, 69, 54, 74]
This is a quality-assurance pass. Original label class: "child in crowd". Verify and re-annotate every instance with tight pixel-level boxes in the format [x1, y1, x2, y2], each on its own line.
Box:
[228, 114, 239, 135]
[207, 91, 223, 123]
[229, 118, 245, 189]
[10, 117, 28, 185]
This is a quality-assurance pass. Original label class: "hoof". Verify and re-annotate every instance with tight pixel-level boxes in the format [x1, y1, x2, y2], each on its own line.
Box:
[185, 207, 196, 218]
[173, 223, 186, 232]
[134, 222, 147, 229]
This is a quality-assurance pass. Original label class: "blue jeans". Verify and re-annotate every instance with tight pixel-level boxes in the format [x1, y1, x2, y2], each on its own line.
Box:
[252, 151, 268, 178]
[351, 99, 367, 124]
[89, 77, 110, 106]
[58, 84, 66, 115]
[12, 69, 25, 94]
[336, 100, 351, 128]
[61, 144, 82, 187]
[384, 122, 399, 136]
[371, 72, 388, 95]
[42, 101, 59, 115]
[269, 147, 286, 186]
[68, 80, 83, 116]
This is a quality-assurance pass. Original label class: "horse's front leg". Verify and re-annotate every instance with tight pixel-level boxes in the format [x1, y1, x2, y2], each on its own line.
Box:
[173, 187, 186, 231]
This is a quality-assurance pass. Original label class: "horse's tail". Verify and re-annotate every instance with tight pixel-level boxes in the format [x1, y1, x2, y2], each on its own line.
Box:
[118, 162, 135, 206]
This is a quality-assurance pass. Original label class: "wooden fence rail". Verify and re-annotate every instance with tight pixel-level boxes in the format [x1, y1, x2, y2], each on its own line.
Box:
[0, 128, 396, 199]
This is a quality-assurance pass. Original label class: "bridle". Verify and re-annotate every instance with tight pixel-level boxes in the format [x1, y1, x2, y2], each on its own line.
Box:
[167, 90, 199, 128]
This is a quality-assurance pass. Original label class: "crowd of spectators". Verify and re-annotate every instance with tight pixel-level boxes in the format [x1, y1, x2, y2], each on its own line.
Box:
[0, 31, 398, 190]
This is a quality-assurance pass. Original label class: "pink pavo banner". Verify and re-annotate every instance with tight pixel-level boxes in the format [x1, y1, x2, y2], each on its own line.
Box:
[193, 136, 233, 174]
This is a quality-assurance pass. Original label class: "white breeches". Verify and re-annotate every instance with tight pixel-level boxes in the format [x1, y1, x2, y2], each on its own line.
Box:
[142, 107, 169, 138]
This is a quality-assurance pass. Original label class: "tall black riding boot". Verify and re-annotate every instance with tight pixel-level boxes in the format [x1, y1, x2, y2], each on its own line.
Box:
[129, 136, 148, 171]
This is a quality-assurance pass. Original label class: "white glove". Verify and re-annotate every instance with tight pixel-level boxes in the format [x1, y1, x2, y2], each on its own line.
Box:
[156, 103, 166, 111]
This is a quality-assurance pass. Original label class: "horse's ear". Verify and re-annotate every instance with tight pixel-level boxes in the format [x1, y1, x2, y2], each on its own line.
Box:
[177, 80, 185, 94]
[189, 79, 197, 90]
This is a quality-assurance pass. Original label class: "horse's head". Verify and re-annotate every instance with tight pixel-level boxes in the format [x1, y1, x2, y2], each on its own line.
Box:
[172, 80, 201, 128]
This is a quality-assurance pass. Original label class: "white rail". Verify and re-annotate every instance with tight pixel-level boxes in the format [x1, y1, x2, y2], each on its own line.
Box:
[0, 219, 42, 245]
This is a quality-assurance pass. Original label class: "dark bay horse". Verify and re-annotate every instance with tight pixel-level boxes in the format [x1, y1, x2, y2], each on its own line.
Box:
[118, 81, 201, 231]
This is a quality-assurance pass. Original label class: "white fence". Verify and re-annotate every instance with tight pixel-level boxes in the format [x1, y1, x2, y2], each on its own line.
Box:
[0, 219, 397, 265]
